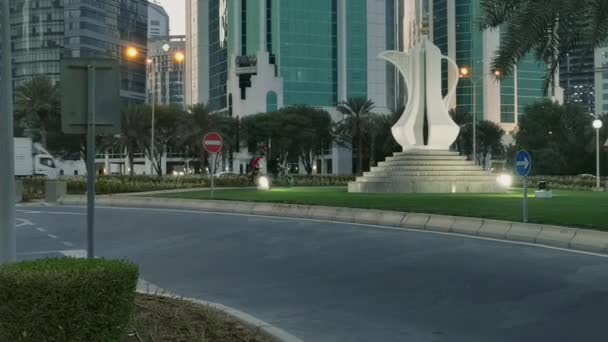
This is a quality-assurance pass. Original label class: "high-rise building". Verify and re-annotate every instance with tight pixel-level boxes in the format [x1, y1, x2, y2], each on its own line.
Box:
[9, 0, 148, 104]
[148, 1, 170, 39]
[429, 0, 556, 134]
[594, 46, 608, 116]
[147, 36, 186, 108]
[560, 50, 596, 114]
[186, 0, 404, 114]
[186, 0, 405, 174]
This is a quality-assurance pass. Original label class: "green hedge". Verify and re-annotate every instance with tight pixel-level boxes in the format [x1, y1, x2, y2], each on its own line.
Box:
[513, 176, 607, 191]
[0, 258, 139, 342]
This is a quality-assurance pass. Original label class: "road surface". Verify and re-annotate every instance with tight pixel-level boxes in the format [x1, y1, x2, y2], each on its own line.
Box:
[15, 204, 608, 342]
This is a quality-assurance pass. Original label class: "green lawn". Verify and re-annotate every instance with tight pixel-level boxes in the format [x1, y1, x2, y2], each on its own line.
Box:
[158, 187, 608, 230]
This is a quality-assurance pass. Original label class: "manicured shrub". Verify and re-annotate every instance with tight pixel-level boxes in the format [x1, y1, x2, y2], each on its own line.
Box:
[0, 258, 139, 342]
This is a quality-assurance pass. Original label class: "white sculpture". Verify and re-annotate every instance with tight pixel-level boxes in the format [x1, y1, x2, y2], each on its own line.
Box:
[379, 38, 460, 151]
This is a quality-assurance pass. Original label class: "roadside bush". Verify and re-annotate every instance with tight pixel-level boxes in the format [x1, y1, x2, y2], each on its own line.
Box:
[0, 258, 139, 342]
[21, 177, 46, 200]
[273, 175, 355, 187]
[513, 176, 607, 191]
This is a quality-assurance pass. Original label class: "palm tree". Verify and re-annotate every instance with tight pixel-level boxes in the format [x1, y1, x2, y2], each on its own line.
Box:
[336, 97, 375, 175]
[119, 106, 150, 176]
[480, 0, 608, 83]
[14, 77, 60, 147]
[449, 109, 472, 155]
[477, 120, 505, 168]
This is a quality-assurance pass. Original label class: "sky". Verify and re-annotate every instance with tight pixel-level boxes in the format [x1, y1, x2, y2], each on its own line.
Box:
[157, 0, 186, 35]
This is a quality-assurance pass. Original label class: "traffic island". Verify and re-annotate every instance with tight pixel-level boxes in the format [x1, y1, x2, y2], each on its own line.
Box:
[128, 294, 272, 342]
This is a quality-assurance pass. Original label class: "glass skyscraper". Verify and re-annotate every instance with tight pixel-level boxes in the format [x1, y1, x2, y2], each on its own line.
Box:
[431, 0, 549, 129]
[9, 0, 148, 104]
[188, 0, 403, 113]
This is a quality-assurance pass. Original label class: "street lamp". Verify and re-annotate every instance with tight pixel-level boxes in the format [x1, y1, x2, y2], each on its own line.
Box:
[460, 66, 477, 164]
[593, 118, 603, 190]
[141, 49, 186, 176]
[126, 46, 139, 59]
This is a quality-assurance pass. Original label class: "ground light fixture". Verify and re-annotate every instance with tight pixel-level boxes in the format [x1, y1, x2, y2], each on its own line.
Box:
[257, 176, 271, 191]
[497, 174, 513, 188]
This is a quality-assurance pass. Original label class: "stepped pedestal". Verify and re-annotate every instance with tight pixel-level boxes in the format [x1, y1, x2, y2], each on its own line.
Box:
[348, 150, 506, 193]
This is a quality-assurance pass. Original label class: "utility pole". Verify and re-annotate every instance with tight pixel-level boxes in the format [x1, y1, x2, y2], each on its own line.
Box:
[0, 0, 16, 264]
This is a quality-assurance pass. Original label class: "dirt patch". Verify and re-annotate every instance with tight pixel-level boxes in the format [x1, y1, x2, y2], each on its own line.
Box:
[125, 293, 273, 342]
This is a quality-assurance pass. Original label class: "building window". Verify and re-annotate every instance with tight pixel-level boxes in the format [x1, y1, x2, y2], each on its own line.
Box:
[266, 0, 272, 54]
[266, 91, 278, 112]
[326, 159, 333, 175]
[241, 0, 247, 56]
[150, 20, 160, 26]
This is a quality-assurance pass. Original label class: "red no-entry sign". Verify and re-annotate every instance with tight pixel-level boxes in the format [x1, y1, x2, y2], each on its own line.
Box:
[203, 132, 223, 154]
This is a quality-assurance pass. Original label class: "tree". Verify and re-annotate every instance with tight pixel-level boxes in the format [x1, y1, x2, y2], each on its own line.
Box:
[119, 106, 150, 176]
[149, 105, 185, 176]
[182, 103, 234, 173]
[281, 106, 333, 175]
[516, 100, 603, 175]
[450, 109, 473, 156]
[476, 120, 505, 168]
[480, 0, 608, 83]
[14, 77, 60, 147]
[335, 97, 375, 175]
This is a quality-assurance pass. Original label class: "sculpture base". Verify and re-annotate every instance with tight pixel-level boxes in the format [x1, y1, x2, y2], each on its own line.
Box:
[348, 150, 505, 194]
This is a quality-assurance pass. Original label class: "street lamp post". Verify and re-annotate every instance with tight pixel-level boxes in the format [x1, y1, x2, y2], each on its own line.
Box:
[142, 45, 185, 176]
[0, 0, 16, 264]
[593, 119, 603, 190]
[146, 57, 156, 176]
[460, 67, 477, 164]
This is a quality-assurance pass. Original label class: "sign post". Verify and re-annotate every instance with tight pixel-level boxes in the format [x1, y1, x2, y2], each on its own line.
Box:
[203, 133, 224, 198]
[0, 0, 16, 264]
[515, 150, 532, 223]
[61, 58, 120, 259]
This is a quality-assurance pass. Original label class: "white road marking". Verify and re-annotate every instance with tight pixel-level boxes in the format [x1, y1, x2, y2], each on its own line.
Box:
[17, 210, 85, 216]
[60, 250, 87, 258]
[36, 227, 47, 233]
[62, 241, 74, 247]
[18, 249, 86, 256]
[47, 234, 58, 239]
[16, 218, 35, 228]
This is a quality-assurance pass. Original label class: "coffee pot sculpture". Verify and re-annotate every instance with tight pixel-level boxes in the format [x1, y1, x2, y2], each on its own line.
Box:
[379, 37, 460, 151]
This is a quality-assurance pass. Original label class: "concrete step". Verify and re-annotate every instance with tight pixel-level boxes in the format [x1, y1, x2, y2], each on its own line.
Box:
[385, 155, 468, 162]
[371, 165, 481, 172]
[378, 160, 474, 167]
[348, 180, 504, 193]
[356, 175, 498, 182]
[364, 170, 490, 177]
[393, 150, 460, 156]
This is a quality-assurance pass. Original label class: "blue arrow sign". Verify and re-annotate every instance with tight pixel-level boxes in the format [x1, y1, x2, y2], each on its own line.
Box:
[515, 150, 532, 177]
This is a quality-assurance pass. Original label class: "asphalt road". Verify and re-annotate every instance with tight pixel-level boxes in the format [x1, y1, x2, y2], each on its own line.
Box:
[15, 204, 608, 342]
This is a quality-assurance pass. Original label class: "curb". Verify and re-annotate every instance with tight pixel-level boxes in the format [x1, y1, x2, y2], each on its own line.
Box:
[59, 195, 607, 255]
[136, 280, 303, 342]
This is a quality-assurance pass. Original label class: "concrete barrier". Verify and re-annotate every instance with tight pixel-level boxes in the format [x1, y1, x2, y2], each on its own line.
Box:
[478, 220, 512, 239]
[451, 217, 483, 236]
[15, 180, 23, 202]
[425, 215, 455, 233]
[506, 223, 542, 243]
[56, 195, 608, 256]
[45, 180, 67, 203]
[535, 225, 577, 248]
[377, 211, 407, 227]
[308, 206, 341, 221]
[569, 230, 608, 253]
[400, 213, 430, 229]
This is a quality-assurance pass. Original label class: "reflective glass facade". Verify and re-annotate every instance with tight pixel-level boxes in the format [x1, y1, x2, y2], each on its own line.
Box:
[278, 0, 338, 106]
[433, 0, 547, 124]
[208, 0, 227, 109]
[10, 0, 65, 87]
[9, 0, 147, 104]
[346, 0, 367, 99]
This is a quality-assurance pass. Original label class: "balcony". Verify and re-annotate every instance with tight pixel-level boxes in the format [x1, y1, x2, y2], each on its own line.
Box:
[235, 55, 257, 75]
